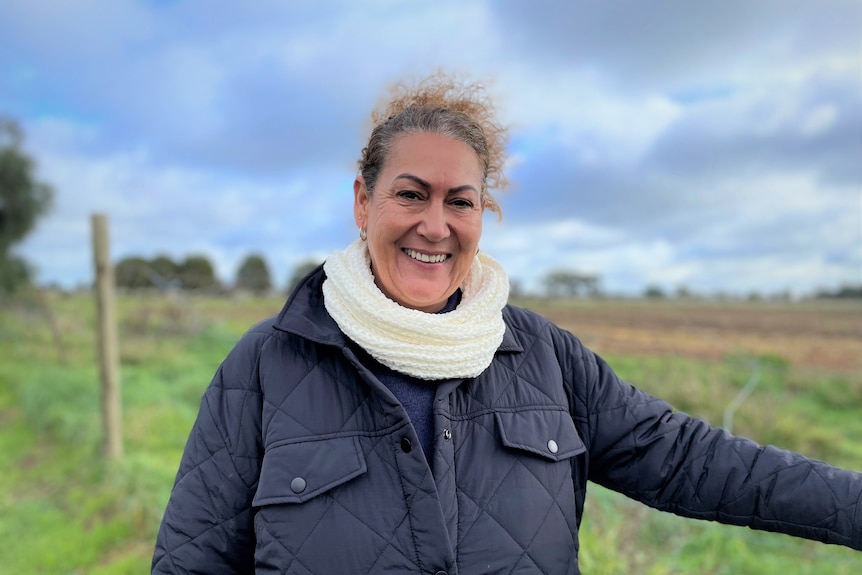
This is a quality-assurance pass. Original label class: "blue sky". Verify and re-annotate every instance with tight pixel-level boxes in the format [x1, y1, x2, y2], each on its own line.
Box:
[2, 0, 860, 296]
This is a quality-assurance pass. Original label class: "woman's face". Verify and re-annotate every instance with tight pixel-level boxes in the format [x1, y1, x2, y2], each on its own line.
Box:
[354, 132, 485, 313]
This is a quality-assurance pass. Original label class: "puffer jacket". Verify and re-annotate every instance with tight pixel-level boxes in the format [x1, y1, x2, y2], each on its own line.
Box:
[153, 267, 862, 574]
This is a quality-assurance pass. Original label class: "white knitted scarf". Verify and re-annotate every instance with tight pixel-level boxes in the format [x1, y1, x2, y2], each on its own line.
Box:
[322, 240, 509, 380]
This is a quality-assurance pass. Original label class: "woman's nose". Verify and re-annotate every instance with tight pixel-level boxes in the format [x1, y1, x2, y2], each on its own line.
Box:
[417, 201, 449, 241]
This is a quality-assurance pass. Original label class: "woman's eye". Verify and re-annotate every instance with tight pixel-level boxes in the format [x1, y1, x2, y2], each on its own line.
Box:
[451, 198, 474, 209]
[398, 190, 422, 201]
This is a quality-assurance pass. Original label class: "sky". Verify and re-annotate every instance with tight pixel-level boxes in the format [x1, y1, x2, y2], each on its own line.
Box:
[2, 0, 860, 297]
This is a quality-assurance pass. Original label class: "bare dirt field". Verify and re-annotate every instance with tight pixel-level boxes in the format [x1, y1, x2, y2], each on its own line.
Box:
[526, 298, 862, 374]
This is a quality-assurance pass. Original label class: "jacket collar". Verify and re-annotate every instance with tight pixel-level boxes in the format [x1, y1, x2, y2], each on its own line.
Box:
[497, 320, 521, 353]
[273, 265, 349, 347]
[273, 264, 523, 354]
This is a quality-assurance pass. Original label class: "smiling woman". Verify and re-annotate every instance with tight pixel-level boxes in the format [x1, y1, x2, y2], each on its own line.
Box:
[152, 73, 862, 575]
[355, 132, 485, 312]
[350, 75, 505, 313]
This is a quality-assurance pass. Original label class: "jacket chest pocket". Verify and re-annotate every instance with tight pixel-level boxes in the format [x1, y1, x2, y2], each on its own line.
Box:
[251, 436, 421, 573]
[454, 409, 586, 571]
[252, 435, 367, 506]
[495, 409, 586, 518]
[495, 409, 586, 462]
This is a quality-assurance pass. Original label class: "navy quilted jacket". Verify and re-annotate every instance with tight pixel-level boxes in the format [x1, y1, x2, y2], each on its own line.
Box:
[153, 267, 862, 574]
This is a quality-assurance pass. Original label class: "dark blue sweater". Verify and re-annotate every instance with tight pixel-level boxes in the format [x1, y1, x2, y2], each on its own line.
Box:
[364, 290, 461, 461]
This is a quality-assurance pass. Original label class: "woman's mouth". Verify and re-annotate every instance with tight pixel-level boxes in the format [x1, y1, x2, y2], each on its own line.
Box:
[403, 248, 449, 263]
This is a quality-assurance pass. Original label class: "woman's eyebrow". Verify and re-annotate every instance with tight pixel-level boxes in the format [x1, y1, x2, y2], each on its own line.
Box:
[393, 173, 479, 196]
[448, 184, 480, 196]
[393, 173, 431, 189]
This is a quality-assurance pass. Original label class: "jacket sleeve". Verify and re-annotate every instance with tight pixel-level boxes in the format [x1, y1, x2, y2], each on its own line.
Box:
[152, 330, 267, 573]
[563, 332, 862, 550]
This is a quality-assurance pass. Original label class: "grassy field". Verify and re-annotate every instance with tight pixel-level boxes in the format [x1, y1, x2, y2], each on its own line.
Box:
[1, 292, 860, 574]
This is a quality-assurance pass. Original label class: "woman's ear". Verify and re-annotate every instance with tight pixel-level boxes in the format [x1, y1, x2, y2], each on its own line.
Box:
[353, 176, 370, 227]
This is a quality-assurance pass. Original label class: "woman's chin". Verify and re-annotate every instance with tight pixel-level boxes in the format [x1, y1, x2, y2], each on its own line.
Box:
[392, 285, 452, 312]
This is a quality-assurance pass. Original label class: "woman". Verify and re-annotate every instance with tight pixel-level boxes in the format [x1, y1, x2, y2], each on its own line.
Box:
[152, 75, 861, 574]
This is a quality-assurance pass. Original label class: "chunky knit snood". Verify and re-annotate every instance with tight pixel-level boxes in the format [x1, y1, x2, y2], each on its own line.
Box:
[322, 240, 509, 380]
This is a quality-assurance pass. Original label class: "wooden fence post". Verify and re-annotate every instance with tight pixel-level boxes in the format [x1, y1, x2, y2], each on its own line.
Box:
[91, 213, 123, 460]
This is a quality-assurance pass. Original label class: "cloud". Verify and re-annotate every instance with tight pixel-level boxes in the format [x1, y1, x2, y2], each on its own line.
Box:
[5, 1, 860, 296]
[645, 64, 862, 186]
[489, 1, 860, 91]
[16, 130, 357, 287]
[1, 1, 503, 175]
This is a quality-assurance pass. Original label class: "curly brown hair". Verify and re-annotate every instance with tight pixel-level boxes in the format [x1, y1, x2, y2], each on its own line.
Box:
[358, 72, 509, 216]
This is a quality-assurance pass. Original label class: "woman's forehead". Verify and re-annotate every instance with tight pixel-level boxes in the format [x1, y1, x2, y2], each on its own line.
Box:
[383, 132, 483, 179]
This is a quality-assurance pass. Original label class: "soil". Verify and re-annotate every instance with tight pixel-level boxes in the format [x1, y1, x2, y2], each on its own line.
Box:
[530, 299, 862, 374]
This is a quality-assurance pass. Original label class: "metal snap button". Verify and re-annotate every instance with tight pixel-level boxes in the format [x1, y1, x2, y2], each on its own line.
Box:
[290, 477, 307, 493]
[547, 439, 559, 454]
[443, 429, 452, 441]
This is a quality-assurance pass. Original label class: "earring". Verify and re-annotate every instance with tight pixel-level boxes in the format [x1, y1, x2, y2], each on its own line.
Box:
[360, 228, 367, 241]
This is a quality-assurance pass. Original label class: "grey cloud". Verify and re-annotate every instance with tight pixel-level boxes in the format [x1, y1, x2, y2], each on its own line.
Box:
[0, 2, 389, 176]
[645, 72, 862, 186]
[503, 125, 858, 269]
[504, 141, 694, 235]
[116, 71, 369, 177]
[490, 1, 859, 90]
[1, 1, 498, 179]
[674, 206, 856, 262]
[5, 1, 859, 295]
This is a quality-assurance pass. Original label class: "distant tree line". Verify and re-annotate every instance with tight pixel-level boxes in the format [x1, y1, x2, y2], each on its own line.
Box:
[542, 269, 601, 298]
[116, 255, 221, 291]
[111, 256, 862, 301]
[814, 285, 862, 299]
[524, 271, 862, 301]
[114, 254, 323, 295]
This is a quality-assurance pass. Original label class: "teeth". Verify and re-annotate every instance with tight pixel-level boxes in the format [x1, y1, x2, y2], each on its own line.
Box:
[404, 248, 447, 263]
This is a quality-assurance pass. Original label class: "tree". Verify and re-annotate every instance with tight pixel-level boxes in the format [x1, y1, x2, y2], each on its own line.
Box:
[0, 254, 30, 294]
[0, 117, 54, 293]
[815, 285, 862, 299]
[286, 259, 322, 295]
[115, 256, 155, 289]
[114, 255, 182, 291]
[178, 255, 218, 291]
[236, 254, 272, 294]
[115, 254, 218, 291]
[149, 255, 180, 290]
[543, 269, 601, 298]
[644, 285, 666, 299]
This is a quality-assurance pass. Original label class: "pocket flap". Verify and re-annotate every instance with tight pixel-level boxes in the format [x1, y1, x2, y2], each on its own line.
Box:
[495, 410, 586, 462]
[253, 436, 367, 506]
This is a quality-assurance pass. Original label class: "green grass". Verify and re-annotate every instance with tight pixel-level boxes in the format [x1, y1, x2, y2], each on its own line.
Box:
[0, 293, 246, 574]
[0, 293, 860, 573]
[578, 347, 862, 573]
